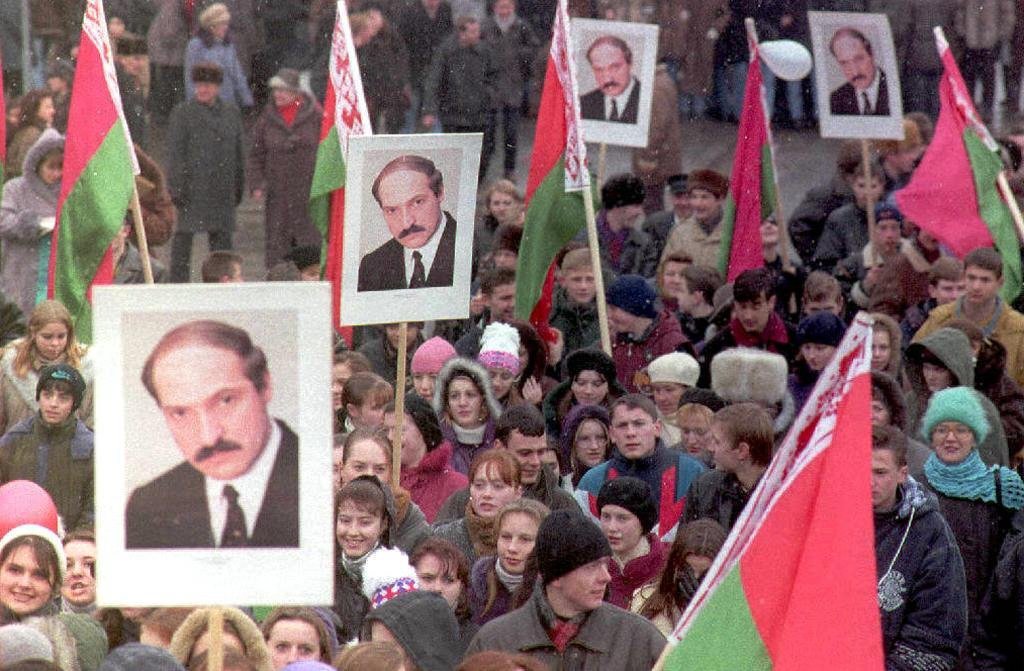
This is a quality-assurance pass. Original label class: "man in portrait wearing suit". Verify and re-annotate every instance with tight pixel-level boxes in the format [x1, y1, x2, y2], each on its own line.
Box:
[829, 27, 890, 116]
[579, 35, 640, 124]
[125, 320, 299, 549]
[357, 154, 457, 291]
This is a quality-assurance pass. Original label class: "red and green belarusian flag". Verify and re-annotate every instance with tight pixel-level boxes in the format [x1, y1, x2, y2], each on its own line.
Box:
[309, 0, 371, 341]
[718, 35, 777, 281]
[660, 313, 883, 670]
[47, 0, 137, 343]
[896, 28, 1022, 302]
[514, 0, 591, 334]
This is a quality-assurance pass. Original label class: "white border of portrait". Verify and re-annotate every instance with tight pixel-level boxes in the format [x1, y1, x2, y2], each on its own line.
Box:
[572, 18, 659, 148]
[809, 11, 904, 140]
[340, 133, 481, 325]
[92, 283, 334, 607]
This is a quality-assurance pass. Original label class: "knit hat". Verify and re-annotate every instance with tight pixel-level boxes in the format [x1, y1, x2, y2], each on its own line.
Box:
[403, 392, 444, 450]
[535, 510, 611, 584]
[600, 174, 645, 210]
[711, 348, 788, 405]
[411, 337, 457, 375]
[36, 363, 86, 411]
[606, 274, 658, 319]
[565, 348, 620, 391]
[268, 68, 302, 92]
[596, 477, 657, 534]
[666, 173, 688, 195]
[0, 624, 55, 666]
[199, 3, 231, 28]
[58, 613, 109, 671]
[478, 322, 521, 374]
[99, 644, 186, 671]
[796, 312, 847, 348]
[0, 480, 60, 539]
[361, 547, 419, 608]
[920, 386, 990, 444]
[191, 62, 224, 84]
[646, 352, 699, 387]
[0, 524, 67, 582]
[874, 203, 903, 224]
[687, 169, 729, 199]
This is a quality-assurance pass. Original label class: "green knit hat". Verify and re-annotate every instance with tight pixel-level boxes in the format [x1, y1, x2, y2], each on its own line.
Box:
[920, 386, 989, 443]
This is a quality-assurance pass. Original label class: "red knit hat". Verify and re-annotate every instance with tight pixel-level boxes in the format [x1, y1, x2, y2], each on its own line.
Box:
[411, 337, 457, 375]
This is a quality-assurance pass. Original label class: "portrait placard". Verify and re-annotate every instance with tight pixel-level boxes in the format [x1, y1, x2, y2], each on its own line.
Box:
[572, 18, 659, 148]
[93, 283, 333, 606]
[340, 133, 481, 325]
[809, 11, 904, 140]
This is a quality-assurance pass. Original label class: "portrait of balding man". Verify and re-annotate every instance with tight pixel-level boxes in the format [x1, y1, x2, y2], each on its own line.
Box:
[125, 320, 299, 549]
[357, 154, 457, 292]
[828, 27, 890, 116]
[580, 35, 640, 124]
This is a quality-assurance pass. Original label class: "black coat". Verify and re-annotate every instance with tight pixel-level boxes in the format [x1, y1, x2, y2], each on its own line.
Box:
[125, 420, 299, 548]
[974, 510, 1024, 670]
[422, 37, 498, 127]
[356, 212, 457, 291]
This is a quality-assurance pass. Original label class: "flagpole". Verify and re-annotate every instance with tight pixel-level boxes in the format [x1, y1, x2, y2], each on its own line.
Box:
[392, 323, 408, 487]
[860, 139, 876, 246]
[128, 184, 154, 284]
[597, 143, 607, 188]
[583, 185, 612, 355]
[996, 171, 1024, 243]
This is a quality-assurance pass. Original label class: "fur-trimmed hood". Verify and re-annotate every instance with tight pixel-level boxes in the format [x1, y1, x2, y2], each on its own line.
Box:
[710, 347, 788, 405]
[168, 607, 271, 671]
[432, 357, 502, 422]
[21, 128, 65, 202]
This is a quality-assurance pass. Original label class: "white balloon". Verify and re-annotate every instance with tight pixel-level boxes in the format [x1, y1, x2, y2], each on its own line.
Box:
[759, 40, 813, 82]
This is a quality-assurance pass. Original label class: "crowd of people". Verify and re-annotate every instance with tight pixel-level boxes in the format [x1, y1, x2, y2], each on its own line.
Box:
[3, 1, 1024, 671]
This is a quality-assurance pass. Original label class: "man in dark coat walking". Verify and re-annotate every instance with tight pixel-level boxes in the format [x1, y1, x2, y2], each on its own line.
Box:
[166, 63, 245, 282]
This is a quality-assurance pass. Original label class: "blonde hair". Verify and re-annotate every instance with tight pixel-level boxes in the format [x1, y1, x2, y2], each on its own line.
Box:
[12, 300, 85, 378]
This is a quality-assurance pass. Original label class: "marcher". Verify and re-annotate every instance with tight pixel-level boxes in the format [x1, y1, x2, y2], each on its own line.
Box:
[557, 404, 612, 490]
[410, 537, 478, 653]
[597, 477, 667, 609]
[433, 358, 503, 475]
[659, 169, 729, 271]
[183, 4, 254, 108]
[542, 348, 623, 439]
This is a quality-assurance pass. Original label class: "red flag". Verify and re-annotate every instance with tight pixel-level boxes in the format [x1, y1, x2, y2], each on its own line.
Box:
[309, 0, 372, 344]
[662, 313, 883, 669]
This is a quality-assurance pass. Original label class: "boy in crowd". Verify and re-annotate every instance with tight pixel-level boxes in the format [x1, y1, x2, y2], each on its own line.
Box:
[659, 169, 729, 270]
[801, 271, 845, 318]
[900, 257, 964, 345]
[677, 264, 722, 345]
[549, 248, 600, 356]
[835, 204, 905, 310]
[812, 162, 886, 273]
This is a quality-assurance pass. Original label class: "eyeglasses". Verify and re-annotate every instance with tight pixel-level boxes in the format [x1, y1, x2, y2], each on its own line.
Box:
[932, 423, 973, 439]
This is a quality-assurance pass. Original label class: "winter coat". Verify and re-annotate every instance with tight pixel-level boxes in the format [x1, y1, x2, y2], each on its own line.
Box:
[874, 478, 967, 671]
[465, 585, 667, 668]
[422, 36, 499, 127]
[660, 213, 723, 271]
[955, 0, 1016, 49]
[900, 0, 959, 74]
[0, 413, 94, 531]
[401, 441, 468, 523]
[973, 510, 1024, 669]
[117, 64, 148, 149]
[469, 556, 516, 626]
[581, 209, 659, 279]
[718, 0, 783, 65]
[812, 202, 869, 273]
[607, 534, 667, 609]
[357, 24, 412, 118]
[247, 94, 323, 267]
[683, 469, 760, 532]
[433, 465, 579, 524]
[788, 175, 855, 263]
[132, 144, 177, 248]
[697, 314, 797, 388]
[397, 0, 455, 87]
[195, 0, 264, 79]
[0, 129, 63, 318]
[481, 16, 539, 107]
[549, 287, 601, 358]
[184, 33, 254, 107]
[905, 328, 1009, 467]
[166, 98, 245, 234]
[577, 441, 706, 541]
[332, 565, 370, 642]
[0, 343, 95, 436]
[632, 65, 683, 201]
[147, 0, 190, 67]
[392, 491, 433, 555]
[612, 310, 693, 393]
[433, 517, 481, 565]
[914, 297, 1024, 388]
[787, 362, 818, 416]
[974, 338, 1024, 462]
[672, 0, 731, 94]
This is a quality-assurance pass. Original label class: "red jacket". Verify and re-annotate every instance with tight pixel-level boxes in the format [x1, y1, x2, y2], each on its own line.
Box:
[612, 309, 693, 392]
[400, 441, 468, 523]
[606, 534, 668, 609]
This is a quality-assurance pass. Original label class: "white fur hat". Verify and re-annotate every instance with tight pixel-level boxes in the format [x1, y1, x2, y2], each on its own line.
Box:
[478, 322, 521, 374]
[646, 352, 700, 387]
[710, 347, 788, 405]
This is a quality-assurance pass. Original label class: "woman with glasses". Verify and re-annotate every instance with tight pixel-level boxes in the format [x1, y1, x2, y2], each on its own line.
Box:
[918, 386, 1024, 665]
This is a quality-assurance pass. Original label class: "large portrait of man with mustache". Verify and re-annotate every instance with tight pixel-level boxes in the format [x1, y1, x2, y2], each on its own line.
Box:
[357, 154, 457, 292]
[125, 320, 299, 549]
[828, 27, 890, 116]
[579, 35, 640, 124]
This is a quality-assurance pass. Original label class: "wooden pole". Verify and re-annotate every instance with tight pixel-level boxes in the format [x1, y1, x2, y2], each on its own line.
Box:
[996, 170, 1024, 243]
[128, 183, 154, 284]
[596, 143, 608, 189]
[582, 185, 612, 355]
[391, 322, 407, 488]
[208, 608, 224, 671]
[860, 139, 877, 247]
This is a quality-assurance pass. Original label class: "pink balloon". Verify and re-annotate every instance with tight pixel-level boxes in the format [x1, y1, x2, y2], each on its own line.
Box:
[0, 481, 60, 539]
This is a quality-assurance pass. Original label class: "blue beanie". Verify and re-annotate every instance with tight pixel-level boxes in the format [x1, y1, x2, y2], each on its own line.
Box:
[920, 386, 990, 443]
[796, 312, 847, 347]
[606, 274, 658, 319]
[875, 203, 903, 223]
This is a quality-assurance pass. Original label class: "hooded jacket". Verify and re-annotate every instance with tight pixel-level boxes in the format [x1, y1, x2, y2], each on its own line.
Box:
[874, 477, 967, 670]
[0, 129, 64, 318]
[432, 357, 502, 475]
[400, 441, 467, 523]
[363, 591, 462, 671]
[905, 328, 1009, 466]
